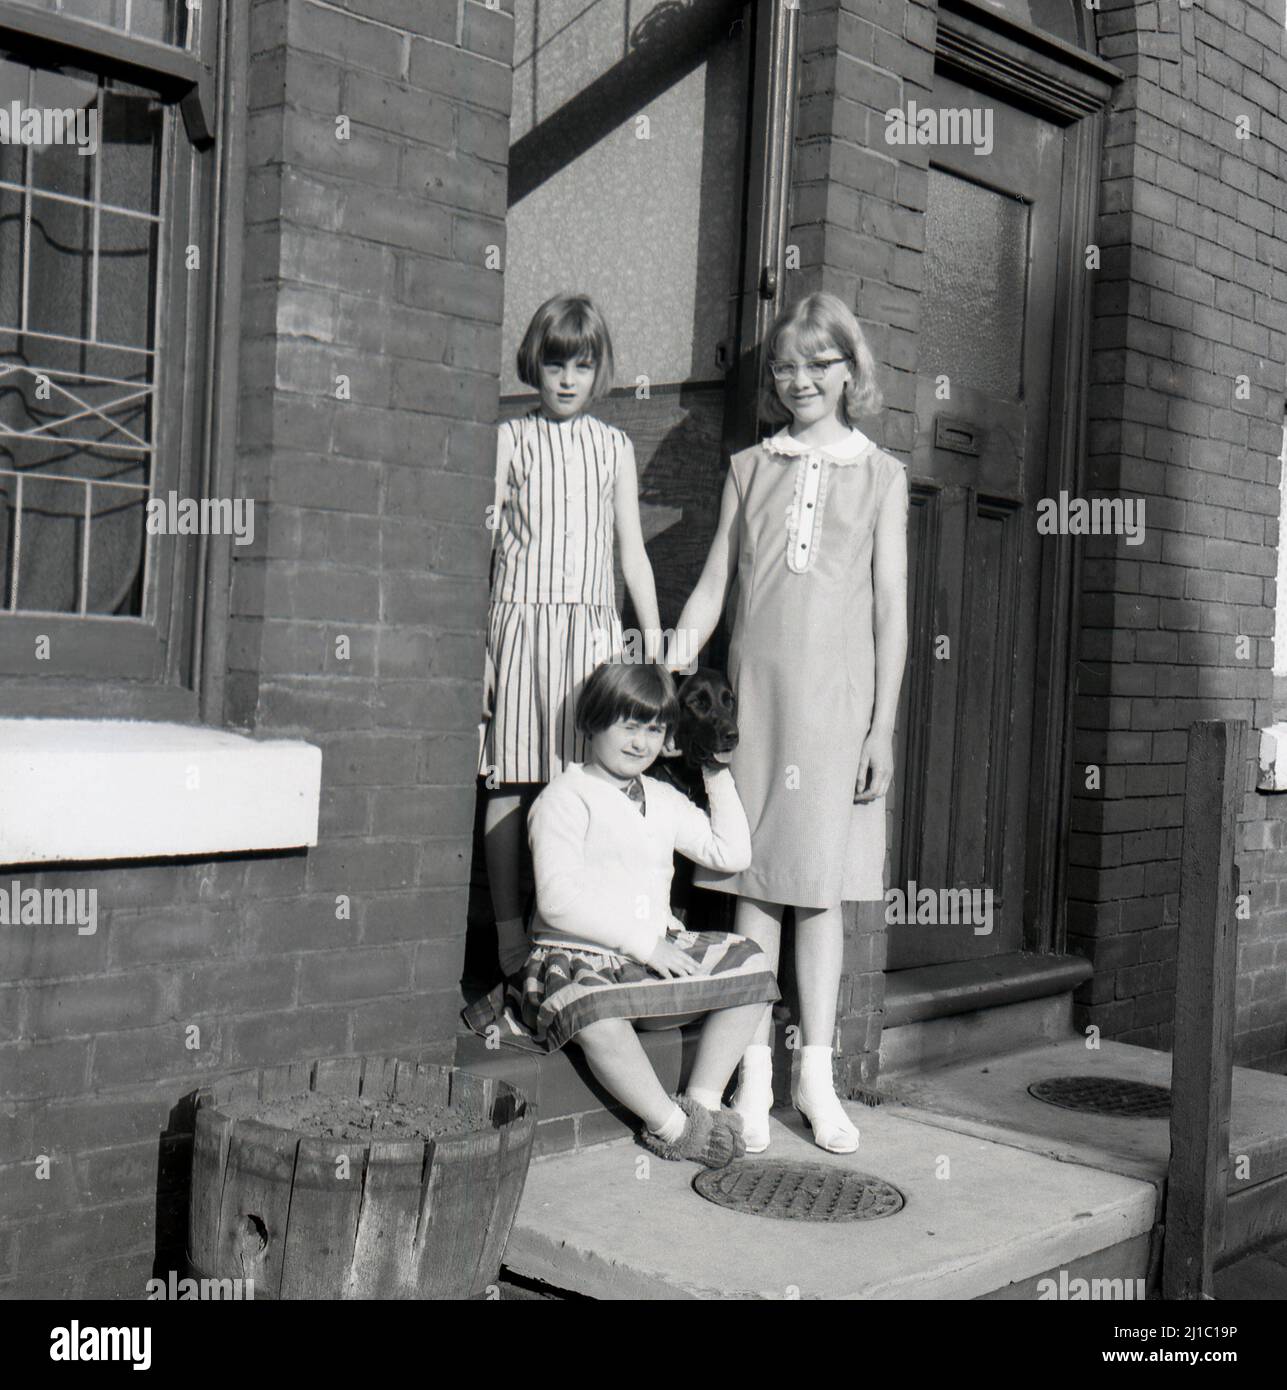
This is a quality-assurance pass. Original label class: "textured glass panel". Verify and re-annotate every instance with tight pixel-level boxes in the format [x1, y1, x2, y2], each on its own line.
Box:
[975, 0, 1084, 46]
[503, 0, 748, 392]
[6, 472, 85, 612]
[59, 0, 118, 27]
[0, 49, 160, 615]
[921, 168, 1029, 400]
[0, 189, 19, 326]
[27, 191, 93, 340]
[29, 66, 99, 200]
[97, 209, 156, 345]
[2, 0, 188, 45]
[118, 0, 179, 44]
[100, 83, 164, 212]
[0, 59, 30, 186]
[85, 464, 146, 611]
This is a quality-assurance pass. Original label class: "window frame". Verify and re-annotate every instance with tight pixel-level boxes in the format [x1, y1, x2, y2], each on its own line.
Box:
[0, 0, 222, 717]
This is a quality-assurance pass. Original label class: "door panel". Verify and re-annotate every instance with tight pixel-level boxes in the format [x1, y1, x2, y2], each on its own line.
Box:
[888, 72, 1065, 967]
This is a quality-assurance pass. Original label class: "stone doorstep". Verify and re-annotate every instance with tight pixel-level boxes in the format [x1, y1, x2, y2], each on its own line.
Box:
[463, 1026, 1287, 1296]
[503, 1102, 1158, 1300]
[880, 952, 1093, 1075]
[883, 952, 1095, 1027]
[876, 1037, 1287, 1198]
[455, 1021, 694, 1156]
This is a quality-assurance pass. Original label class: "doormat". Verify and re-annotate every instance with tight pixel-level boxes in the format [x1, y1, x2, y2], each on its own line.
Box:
[1027, 1075, 1171, 1118]
[693, 1159, 905, 1222]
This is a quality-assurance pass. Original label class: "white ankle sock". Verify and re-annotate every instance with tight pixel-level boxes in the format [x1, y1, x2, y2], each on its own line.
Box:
[738, 1044, 773, 1097]
[649, 1103, 686, 1142]
[686, 1086, 723, 1112]
[799, 1045, 836, 1091]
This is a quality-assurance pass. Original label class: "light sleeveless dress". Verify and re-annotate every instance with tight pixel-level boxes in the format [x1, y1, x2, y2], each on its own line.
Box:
[693, 426, 909, 909]
[480, 411, 626, 784]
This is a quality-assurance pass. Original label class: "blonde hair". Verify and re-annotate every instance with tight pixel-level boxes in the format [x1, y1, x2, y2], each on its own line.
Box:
[516, 293, 616, 401]
[760, 291, 883, 426]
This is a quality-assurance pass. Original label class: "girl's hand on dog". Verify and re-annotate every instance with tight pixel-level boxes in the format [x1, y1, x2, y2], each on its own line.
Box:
[854, 724, 895, 802]
[645, 936, 700, 978]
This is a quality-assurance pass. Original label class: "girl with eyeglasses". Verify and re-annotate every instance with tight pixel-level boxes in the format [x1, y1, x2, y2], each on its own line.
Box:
[669, 291, 910, 1154]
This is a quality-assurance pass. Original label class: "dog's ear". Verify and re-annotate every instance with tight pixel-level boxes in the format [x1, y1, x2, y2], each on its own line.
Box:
[660, 729, 680, 759]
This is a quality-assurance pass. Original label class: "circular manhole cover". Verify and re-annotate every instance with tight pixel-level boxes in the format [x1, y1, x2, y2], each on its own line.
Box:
[1028, 1075, 1171, 1118]
[693, 1159, 905, 1222]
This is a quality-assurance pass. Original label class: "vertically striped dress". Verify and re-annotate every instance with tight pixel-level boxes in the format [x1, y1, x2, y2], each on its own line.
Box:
[480, 411, 627, 784]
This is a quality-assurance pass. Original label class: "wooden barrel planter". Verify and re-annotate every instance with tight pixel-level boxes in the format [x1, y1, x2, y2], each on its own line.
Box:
[188, 1055, 535, 1299]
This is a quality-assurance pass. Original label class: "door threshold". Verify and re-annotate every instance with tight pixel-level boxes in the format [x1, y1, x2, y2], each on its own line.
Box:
[884, 951, 1092, 1026]
[880, 952, 1093, 1079]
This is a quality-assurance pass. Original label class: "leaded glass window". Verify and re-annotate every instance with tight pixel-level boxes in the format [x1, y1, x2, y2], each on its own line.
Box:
[2, 0, 197, 50]
[0, 58, 164, 615]
[0, 0, 218, 700]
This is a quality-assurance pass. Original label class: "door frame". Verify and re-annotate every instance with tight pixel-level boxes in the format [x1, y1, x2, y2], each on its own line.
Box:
[931, 0, 1122, 955]
[727, 0, 800, 450]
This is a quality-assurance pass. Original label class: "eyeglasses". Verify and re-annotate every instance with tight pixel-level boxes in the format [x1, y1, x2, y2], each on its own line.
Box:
[768, 356, 850, 382]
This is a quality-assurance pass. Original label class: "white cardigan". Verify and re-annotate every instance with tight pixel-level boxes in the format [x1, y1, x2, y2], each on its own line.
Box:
[527, 762, 753, 962]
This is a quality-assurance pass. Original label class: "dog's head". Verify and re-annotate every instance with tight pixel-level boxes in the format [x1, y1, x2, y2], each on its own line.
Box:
[664, 667, 739, 772]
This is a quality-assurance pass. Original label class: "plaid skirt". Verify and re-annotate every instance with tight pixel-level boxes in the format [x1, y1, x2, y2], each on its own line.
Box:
[516, 929, 779, 1052]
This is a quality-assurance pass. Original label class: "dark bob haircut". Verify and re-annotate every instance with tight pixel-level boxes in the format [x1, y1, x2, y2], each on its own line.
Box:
[516, 293, 616, 400]
[575, 661, 679, 738]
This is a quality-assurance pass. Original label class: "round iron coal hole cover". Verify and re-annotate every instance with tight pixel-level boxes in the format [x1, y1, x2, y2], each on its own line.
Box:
[693, 1159, 905, 1222]
[1028, 1075, 1171, 1118]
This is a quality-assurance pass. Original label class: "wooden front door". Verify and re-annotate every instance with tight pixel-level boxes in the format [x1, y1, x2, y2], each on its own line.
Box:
[887, 69, 1071, 968]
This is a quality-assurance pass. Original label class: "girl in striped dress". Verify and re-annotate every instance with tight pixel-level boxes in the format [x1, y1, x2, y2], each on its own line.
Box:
[482, 294, 661, 978]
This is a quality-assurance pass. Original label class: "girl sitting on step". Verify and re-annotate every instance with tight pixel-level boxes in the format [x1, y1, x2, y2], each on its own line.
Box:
[516, 660, 780, 1167]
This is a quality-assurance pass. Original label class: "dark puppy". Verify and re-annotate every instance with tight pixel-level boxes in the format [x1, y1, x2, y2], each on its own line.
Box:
[653, 667, 739, 805]
[653, 668, 740, 927]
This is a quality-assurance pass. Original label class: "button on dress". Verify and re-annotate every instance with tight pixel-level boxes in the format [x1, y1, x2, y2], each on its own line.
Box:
[693, 426, 908, 909]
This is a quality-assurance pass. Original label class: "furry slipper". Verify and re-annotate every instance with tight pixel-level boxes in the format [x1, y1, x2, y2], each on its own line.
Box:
[640, 1095, 746, 1168]
[718, 1106, 745, 1136]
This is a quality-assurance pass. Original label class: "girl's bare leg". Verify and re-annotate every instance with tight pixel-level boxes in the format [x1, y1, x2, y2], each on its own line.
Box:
[686, 1003, 771, 1099]
[794, 903, 845, 1047]
[574, 1018, 674, 1131]
[791, 903, 859, 1153]
[485, 785, 539, 975]
[728, 898, 786, 1151]
[733, 896, 786, 1047]
[483, 787, 532, 923]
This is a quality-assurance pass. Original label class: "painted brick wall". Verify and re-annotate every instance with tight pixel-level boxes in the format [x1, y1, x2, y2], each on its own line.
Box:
[0, 0, 513, 1297]
[1074, 0, 1287, 1068]
[788, 0, 937, 1096]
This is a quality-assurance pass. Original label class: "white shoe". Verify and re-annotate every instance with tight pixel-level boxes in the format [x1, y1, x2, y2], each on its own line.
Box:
[793, 1046, 860, 1154]
[730, 1044, 773, 1154]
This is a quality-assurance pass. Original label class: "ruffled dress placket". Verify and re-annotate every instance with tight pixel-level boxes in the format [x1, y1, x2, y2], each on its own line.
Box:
[785, 452, 829, 574]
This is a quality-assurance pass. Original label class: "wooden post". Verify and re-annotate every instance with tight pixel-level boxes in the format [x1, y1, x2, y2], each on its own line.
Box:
[1162, 720, 1246, 1300]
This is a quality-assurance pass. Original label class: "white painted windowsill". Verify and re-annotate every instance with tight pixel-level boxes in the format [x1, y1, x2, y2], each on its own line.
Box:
[0, 719, 321, 865]
[1258, 723, 1287, 792]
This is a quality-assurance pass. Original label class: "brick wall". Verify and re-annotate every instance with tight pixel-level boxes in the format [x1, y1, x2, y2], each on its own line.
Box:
[1073, 0, 1287, 1070]
[0, 0, 513, 1297]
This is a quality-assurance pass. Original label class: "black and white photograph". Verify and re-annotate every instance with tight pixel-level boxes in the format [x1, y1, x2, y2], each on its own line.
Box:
[1, 0, 1286, 1345]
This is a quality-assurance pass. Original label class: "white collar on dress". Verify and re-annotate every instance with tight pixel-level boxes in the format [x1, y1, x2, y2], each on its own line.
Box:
[762, 427, 875, 465]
